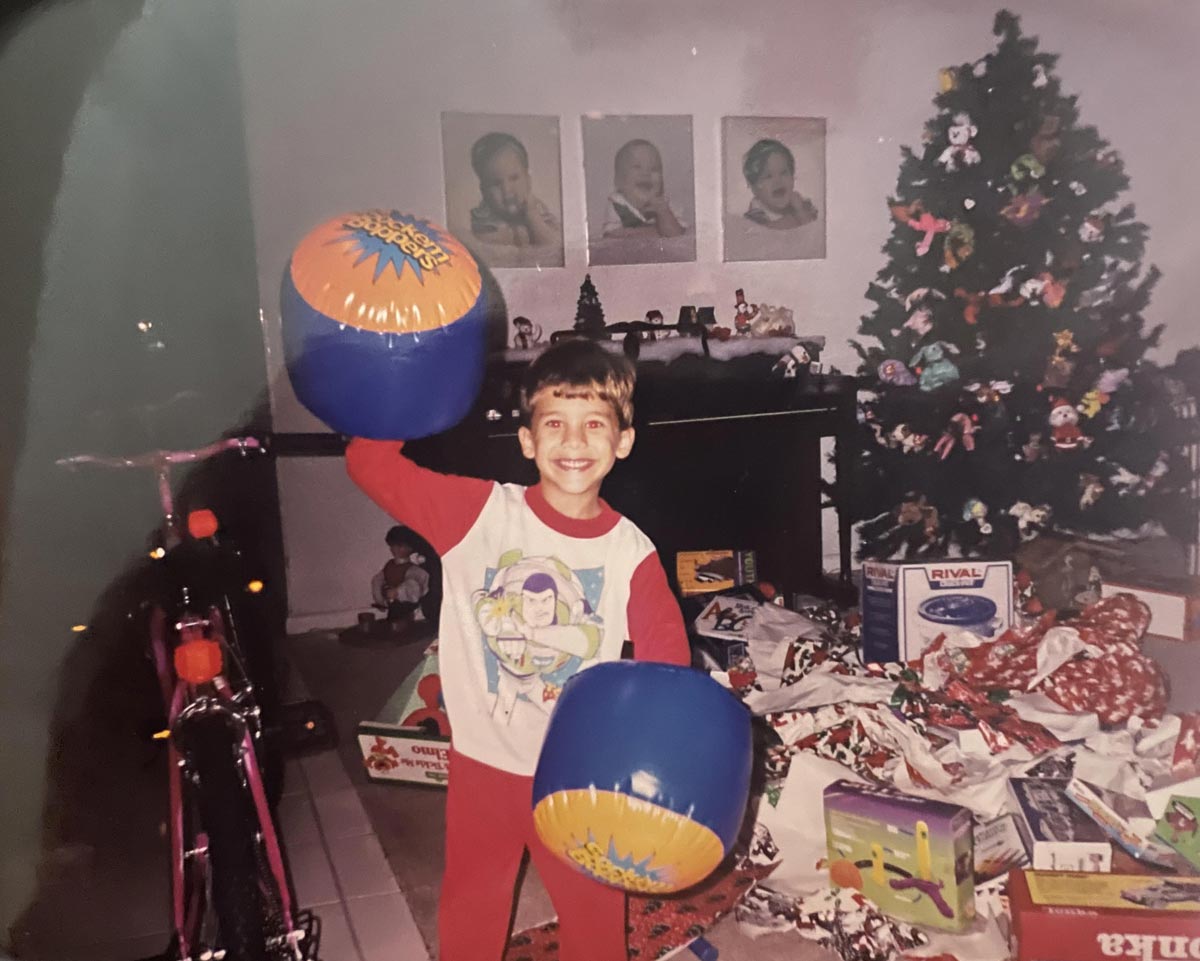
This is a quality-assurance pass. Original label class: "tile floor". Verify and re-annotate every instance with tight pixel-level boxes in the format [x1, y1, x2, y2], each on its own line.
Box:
[276, 677, 431, 961]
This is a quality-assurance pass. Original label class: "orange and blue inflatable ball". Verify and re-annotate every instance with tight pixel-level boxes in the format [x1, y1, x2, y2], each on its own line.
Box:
[281, 210, 488, 440]
[533, 662, 752, 894]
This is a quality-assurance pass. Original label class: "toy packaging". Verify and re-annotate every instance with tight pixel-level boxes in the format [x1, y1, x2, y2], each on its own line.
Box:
[860, 559, 1013, 663]
[1009, 868, 1200, 961]
[973, 812, 1030, 917]
[823, 779, 975, 931]
[1008, 777, 1112, 872]
[1064, 778, 1179, 867]
[356, 645, 451, 786]
[1156, 795, 1200, 870]
[676, 550, 757, 597]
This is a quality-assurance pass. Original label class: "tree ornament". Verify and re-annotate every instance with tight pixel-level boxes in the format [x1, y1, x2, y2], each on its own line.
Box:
[890, 201, 951, 256]
[1032, 64, 1049, 88]
[1079, 215, 1106, 243]
[963, 498, 993, 535]
[944, 221, 976, 269]
[966, 379, 1013, 404]
[1095, 367, 1130, 395]
[1069, 181, 1088, 196]
[934, 412, 977, 459]
[1077, 390, 1105, 419]
[1030, 115, 1063, 164]
[1079, 474, 1105, 509]
[1021, 433, 1046, 462]
[910, 340, 960, 391]
[877, 358, 918, 386]
[1002, 189, 1050, 226]
[1010, 154, 1046, 182]
[896, 493, 940, 542]
[904, 308, 934, 337]
[1048, 396, 1087, 449]
[938, 67, 958, 92]
[904, 287, 947, 311]
[938, 113, 982, 171]
[1009, 501, 1052, 542]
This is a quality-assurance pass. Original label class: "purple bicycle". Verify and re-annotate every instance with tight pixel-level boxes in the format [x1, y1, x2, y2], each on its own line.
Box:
[58, 436, 319, 961]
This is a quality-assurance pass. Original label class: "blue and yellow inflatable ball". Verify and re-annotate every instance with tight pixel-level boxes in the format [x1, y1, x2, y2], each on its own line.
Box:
[533, 662, 752, 894]
[281, 210, 488, 440]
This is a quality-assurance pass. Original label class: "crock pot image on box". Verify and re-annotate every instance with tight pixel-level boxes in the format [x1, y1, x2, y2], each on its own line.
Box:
[915, 594, 1001, 646]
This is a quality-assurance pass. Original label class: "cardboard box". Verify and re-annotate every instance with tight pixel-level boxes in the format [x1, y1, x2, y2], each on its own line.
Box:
[676, 550, 757, 597]
[1064, 778, 1178, 867]
[1008, 778, 1112, 872]
[1101, 575, 1200, 642]
[974, 812, 1030, 917]
[1155, 795, 1200, 870]
[1010, 868, 1200, 961]
[824, 779, 975, 931]
[860, 559, 1013, 663]
[356, 646, 451, 786]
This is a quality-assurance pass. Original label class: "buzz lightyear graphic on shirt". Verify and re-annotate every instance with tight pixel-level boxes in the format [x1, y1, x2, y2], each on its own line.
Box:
[473, 550, 604, 723]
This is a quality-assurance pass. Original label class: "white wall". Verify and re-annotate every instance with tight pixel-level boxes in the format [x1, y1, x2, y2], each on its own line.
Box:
[233, 0, 1200, 621]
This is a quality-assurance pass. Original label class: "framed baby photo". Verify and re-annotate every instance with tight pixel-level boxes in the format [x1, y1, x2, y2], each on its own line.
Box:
[581, 114, 696, 266]
[721, 116, 827, 262]
[441, 112, 565, 270]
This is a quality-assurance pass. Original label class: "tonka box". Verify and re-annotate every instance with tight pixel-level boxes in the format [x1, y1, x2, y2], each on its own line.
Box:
[860, 559, 1012, 664]
[356, 645, 451, 786]
[1009, 869, 1200, 961]
[824, 779, 975, 931]
[1009, 777, 1113, 872]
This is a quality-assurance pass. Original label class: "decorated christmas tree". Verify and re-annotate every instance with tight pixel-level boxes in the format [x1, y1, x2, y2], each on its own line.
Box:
[574, 273, 606, 337]
[852, 10, 1195, 560]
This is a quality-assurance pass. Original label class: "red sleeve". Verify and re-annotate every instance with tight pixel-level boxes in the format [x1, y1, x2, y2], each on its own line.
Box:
[345, 437, 493, 557]
[627, 552, 690, 666]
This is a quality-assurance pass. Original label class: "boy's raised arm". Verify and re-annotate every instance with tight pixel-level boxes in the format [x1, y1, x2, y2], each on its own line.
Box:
[345, 437, 493, 557]
[626, 552, 691, 666]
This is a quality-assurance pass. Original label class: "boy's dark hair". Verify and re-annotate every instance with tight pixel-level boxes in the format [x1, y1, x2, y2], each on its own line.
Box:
[385, 525, 414, 547]
[470, 132, 529, 180]
[742, 138, 795, 185]
[519, 339, 635, 430]
[613, 138, 660, 178]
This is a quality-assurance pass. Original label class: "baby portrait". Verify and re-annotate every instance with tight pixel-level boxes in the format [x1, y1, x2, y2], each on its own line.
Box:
[722, 116, 826, 262]
[582, 114, 696, 266]
[442, 112, 565, 270]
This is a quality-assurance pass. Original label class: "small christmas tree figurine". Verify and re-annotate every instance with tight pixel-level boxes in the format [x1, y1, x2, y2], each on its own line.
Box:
[851, 10, 1194, 560]
[574, 273, 606, 338]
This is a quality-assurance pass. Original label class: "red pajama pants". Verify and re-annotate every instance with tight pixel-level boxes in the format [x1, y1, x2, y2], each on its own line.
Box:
[438, 748, 627, 961]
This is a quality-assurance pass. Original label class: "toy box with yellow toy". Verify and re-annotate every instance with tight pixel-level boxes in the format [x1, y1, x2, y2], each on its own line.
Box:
[823, 779, 976, 931]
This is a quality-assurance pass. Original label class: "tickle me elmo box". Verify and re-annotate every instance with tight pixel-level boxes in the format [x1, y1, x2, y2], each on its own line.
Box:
[861, 560, 1013, 664]
[1009, 869, 1200, 961]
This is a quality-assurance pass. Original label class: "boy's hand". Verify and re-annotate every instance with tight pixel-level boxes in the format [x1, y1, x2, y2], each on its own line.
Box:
[521, 195, 559, 247]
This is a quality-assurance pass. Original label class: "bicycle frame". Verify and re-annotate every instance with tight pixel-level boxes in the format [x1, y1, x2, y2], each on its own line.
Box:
[59, 436, 309, 960]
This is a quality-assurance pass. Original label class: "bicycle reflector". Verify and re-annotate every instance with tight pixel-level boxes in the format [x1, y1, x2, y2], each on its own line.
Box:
[174, 638, 223, 685]
[186, 509, 219, 539]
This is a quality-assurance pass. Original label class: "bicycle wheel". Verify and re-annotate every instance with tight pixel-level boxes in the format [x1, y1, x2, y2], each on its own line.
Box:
[186, 715, 270, 961]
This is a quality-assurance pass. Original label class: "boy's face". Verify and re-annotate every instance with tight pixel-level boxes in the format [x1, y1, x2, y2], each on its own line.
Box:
[750, 150, 795, 214]
[389, 541, 411, 560]
[480, 146, 532, 220]
[518, 389, 634, 516]
[615, 144, 664, 210]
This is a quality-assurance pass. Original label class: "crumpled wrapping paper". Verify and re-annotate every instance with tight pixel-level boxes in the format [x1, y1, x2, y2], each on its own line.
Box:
[920, 594, 1166, 727]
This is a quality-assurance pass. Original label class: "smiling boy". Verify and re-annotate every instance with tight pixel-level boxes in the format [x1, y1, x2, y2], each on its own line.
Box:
[345, 337, 689, 961]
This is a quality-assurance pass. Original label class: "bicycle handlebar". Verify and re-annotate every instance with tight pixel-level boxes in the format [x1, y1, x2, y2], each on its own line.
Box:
[57, 436, 264, 471]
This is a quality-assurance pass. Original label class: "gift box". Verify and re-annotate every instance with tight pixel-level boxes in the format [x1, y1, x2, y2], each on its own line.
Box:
[1008, 777, 1112, 872]
[824, 779, 975, 931]
[1101, 574, 1200, 642]
[676, 549, 758, 597]
[1155, 795, 1200, 870]
[1064, 778, 1177, 867]
[1009, 869, 1200, 961]
[860, 559, 1012, 663]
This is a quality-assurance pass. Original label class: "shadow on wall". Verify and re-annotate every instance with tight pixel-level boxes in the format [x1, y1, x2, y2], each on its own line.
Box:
[0, 0, 146, 589]
[8, 394, 288, 959]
